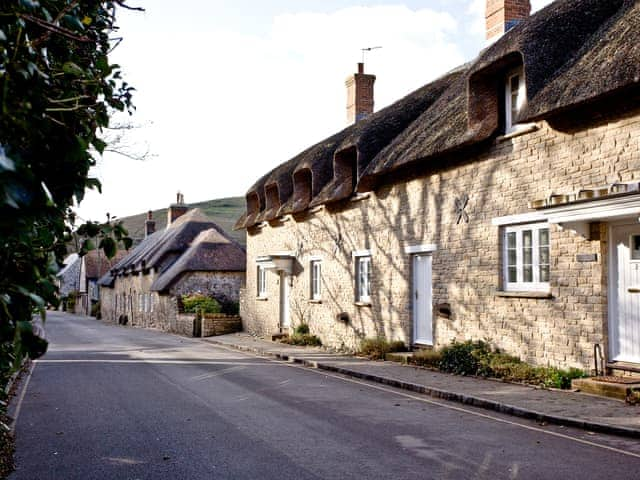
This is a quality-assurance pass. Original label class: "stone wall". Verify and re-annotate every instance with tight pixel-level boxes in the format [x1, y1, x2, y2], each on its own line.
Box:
[101, 270, 244, 335]
[242, 107, 640, 369]
[170, 271, 244, 305]
[177, 313, 243, 337]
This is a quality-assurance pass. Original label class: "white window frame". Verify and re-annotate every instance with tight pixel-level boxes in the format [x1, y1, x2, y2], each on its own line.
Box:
[310, 259, 322, 300]
[354, 254, 372, 303]
[257, 265, 267, 298]
[505, 67, 526, 134]
[503, 222, 550, 292]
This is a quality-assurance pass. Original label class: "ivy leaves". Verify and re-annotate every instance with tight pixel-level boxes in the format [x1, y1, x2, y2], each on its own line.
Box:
[0, 1, 138, 374]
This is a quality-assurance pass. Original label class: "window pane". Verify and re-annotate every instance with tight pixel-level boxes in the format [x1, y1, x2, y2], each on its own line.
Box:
[507, 232, 516, 249]
[540, 265, 550, 283]
[540, 247, 549, 265]
[539, 228, 549, 246]
[508, 249, 517, 266]
[523, 266, 533, 283]
[511, 75, 519, 93]
[508, 266, 517, 283]
[522, 230, 532, 248]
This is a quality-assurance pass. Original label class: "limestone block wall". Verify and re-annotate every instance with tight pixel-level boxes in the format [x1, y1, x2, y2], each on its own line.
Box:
[243, 107, 640, 369]
[170, 271, 244, 304]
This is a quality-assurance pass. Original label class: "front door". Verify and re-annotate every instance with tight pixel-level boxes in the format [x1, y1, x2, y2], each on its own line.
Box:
[279, 271, 290, 332]
[611, 223, 640, 363]
[413, 254, 433, 345]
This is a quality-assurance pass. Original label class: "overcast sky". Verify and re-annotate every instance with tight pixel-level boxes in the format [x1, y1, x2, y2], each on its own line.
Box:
[76, 0, 554, 222]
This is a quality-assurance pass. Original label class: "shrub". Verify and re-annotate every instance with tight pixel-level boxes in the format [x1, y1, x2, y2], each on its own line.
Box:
[410, 349, 442, 368]
[295, 323, 310, 335]
[182, 295, 221, 314]
[540, 367, 587, 389]
[359, 337, 407, 360]
[65, 291, 78, 312]
[439, 340, 492, 376]
[91, 302, 101, 319]
[280, 334, 322, 347]
[219, 300, 239, 315]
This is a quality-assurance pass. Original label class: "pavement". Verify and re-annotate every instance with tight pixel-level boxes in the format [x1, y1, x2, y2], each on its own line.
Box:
[204, 333, 640, 439]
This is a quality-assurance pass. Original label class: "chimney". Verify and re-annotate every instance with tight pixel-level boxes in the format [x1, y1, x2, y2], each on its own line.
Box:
[145, 210, 156, 237]
[485, 0, 531, 43]
[167, 192, 188, 226]
[346, 62, 376, 125]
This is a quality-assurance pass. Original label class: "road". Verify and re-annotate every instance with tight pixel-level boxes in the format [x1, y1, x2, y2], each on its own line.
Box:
[9, 312, 640, 479]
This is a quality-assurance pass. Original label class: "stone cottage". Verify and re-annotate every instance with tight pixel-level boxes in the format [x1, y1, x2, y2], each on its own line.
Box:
[56, 253, 80, 309]
[99, 195, 246, 333]
[76, 249, 127, 316]
[236, 0, 640, 372]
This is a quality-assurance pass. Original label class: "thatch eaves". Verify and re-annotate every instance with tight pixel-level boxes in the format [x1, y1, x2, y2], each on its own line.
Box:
[108, 208, 223, 277]
[151, 228, 246, 293]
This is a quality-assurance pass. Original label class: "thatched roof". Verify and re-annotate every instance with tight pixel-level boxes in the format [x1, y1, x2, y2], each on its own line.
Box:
[83, 249, 128, 279]
[237, 0, 639, 226]
[151, 228, 246, 292]
[99, 208, 239, 287]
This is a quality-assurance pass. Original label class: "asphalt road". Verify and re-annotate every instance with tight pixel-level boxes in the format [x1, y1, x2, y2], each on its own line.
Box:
[9, 312, 640, 479]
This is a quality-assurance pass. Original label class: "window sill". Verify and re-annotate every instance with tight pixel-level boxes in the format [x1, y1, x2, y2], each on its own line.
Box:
[308, 299, 322, 304]
[256, 296, 269, 301]
[354, 301, 372, 307]
[351, 192, 371, 203]
[496, 124, 538, 143]
[495, 291, 552, 299]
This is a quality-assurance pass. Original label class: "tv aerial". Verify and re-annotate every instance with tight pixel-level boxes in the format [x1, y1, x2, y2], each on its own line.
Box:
[361, 46, 382, 64]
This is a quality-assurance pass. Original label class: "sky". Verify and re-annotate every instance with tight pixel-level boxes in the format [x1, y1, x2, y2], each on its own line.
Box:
[76, 0, 555, 222]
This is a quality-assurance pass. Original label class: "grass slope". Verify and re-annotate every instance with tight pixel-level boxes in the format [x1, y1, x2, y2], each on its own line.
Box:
[117, 196, 246, 246]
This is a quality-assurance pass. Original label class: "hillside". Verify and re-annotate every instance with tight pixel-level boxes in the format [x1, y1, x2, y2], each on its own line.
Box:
[117, 196, 246, 246]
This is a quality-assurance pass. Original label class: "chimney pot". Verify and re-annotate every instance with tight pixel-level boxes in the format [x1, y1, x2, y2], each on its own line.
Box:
[167, 193, 189, 226]
[357, 62, 364, 74]
[145, 210, 156, 237]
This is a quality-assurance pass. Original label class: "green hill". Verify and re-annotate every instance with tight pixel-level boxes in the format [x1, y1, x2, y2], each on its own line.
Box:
[117, 196, 246, 246]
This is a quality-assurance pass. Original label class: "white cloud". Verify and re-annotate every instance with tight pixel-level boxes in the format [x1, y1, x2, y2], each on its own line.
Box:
[78, 4, 465, 220]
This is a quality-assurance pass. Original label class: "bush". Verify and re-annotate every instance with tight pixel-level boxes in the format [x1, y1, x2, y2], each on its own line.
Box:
[65, 291, 78, 312]
[295, 323, 310, 335]
[91, 302, 101, 319]
[219, 301, 240, 315]
[540, 367, 587, 389]
[410, 349, 443, 368]
[182, 295, 221, 314]
[439, 340, 492, 375]
[359, 337, 407, 360]
[280, 334, 322, 347]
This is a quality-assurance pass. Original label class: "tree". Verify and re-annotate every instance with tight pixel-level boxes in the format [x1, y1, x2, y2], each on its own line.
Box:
[0, 0, 137, 384]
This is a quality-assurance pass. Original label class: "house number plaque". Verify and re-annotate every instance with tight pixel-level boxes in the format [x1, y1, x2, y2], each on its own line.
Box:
[576, 253, 598, 263]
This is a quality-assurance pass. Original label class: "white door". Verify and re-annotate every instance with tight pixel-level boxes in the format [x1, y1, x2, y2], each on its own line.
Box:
[279, 271, 291, 331]
[611, 224, 640, 363]
[413, 254, 433, 345]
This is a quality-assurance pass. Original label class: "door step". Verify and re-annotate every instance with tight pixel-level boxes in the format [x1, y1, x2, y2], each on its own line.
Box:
[572, 377, 640, 401]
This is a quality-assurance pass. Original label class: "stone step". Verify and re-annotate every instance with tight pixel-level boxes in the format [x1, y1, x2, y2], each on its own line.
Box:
[572, 377, 640, 402]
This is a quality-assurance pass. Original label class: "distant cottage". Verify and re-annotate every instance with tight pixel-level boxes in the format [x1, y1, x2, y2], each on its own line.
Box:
[99, 195, 246, 334]
[236, 0, 640, 373]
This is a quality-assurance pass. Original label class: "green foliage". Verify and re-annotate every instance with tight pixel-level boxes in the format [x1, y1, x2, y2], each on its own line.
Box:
[295, 323, 310, 335]
[64, 291, 78, 312]
[0, 1, 136, 389]
[280, 333, 322, 347]
[219, 300, 239, 315]
[359, 337, 407, 360]
[412, 340, 587, 389]
[91, 301, 101, 319]
[182, 295, 221, 314]
[439, 340, 492, 375]
[410, 349, 443, 368]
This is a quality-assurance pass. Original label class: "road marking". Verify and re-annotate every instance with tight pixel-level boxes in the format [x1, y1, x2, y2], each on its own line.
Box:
[285, 362, 640, 460]
[36, 359, 275, 366]
[202, 344, 640, 461]
[10, 362, 35, 433]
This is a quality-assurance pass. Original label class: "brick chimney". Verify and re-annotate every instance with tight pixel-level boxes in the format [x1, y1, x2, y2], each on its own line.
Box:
[346, 62, 376, 125]
[145, 210, 156, 237]
[486, 0, 531, 43]
[167, 192, 188, 226]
